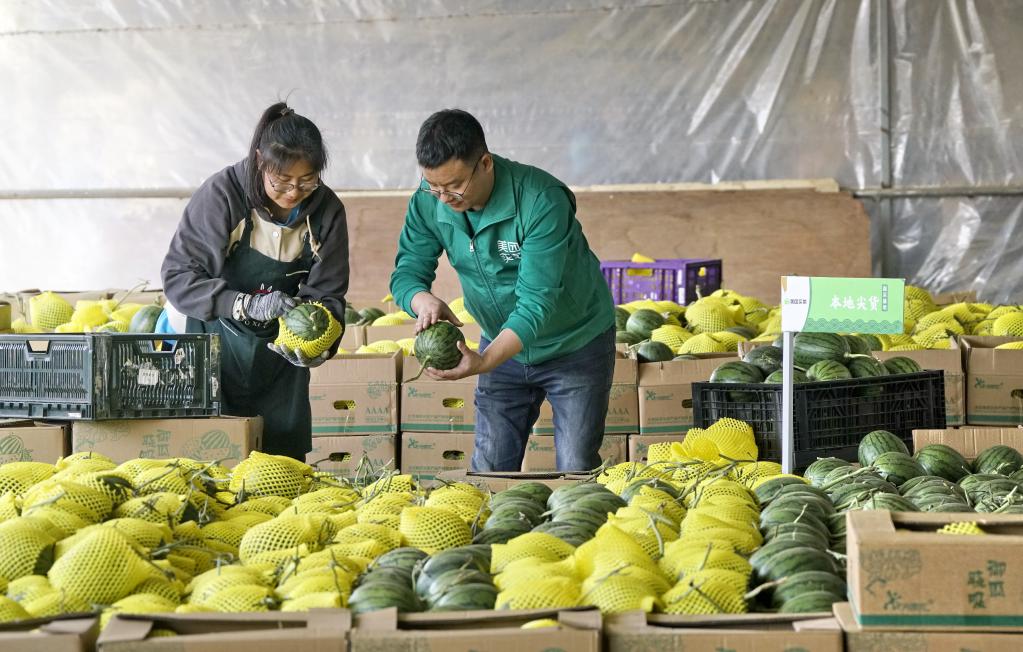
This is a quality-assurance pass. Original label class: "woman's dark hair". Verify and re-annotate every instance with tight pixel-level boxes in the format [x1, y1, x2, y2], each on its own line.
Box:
[416, 109, 488, 169]
[245, 102, 327, 209]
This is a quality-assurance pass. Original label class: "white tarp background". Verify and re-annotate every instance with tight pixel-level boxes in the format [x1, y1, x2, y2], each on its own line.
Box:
[1, 0, 1022, 301]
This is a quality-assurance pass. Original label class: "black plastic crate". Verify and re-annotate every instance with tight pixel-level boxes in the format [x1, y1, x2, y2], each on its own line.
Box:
[0, 333, 220, 420]
[692, 370, 946, 469]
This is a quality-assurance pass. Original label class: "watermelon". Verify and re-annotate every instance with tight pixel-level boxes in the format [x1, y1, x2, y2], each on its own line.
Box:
[973, 445, 1023, 476]
[726, 326, 757, 339]
[803, 458, 853, 487]
[872, 452, 926, 486]
[843, 334, 873, 356]
[847, 357, 889, 379]
[805, 360, 852, 382]
[129, 305, 163, 333]
[357, 307, 386, 325]
[710, 361, 764, 384]
[276, 302, 343, 357]
[636, 341, 674, 363]
[779, 590, 843, 614]
[625, 309, 665, 339]
[616, 330, 644, 345]
[859, 334, 884, 351]
[756, 546, 837, 583]
[913, 444, 971, 482]
[743, 345, 783, 375]
[410, 322, 465, 380]
[860, 492, 921, 512]
[344, 306, 361, 326]
[858, 430, 909, 467]
[614, 307, 630, 331]
[710, 361, 764, 401]
[770, 571, 847, 609]
[792, 333, 851, 370]
[883, 356, 923, 375]
[763, 369, 807, 384]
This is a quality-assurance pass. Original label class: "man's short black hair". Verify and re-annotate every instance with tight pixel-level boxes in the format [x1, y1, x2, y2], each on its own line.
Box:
[416, 109, 488, 169]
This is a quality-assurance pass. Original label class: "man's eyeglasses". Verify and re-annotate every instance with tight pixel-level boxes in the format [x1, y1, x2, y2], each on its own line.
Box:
[419, 156, 483, 202]
[267, 174, 320, 194]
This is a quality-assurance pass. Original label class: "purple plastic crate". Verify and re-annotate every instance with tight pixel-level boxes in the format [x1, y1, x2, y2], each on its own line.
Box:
[600, 258, 722, 305]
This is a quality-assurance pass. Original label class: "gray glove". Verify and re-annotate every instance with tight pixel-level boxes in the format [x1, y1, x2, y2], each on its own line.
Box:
[268, 342, 330, 368]
[240, 291, 297, 322]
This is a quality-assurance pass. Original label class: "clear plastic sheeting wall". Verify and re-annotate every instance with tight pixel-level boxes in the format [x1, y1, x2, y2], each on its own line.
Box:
[1, 0, 1022, 301]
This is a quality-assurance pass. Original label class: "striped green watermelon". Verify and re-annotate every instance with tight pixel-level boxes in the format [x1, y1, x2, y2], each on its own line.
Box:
[616, 330, 644, 345]
[129, 305, 163, 333]
[872, 451, 926, 486]
[883, 356, 923, 375]
[410, 322, 465, 380]
[913, 444, 971, 482]
[858, 430, 910, 467]
[614, 307, 630, 331]
[763, 369, 807, 384]
[973, 445, 1023, 476]
[803, 458, 853, 487]
[636, 341, 674, 363]
[859, 334, 884, 351]
[805, 360, 852, 382]
[792, 333, 851, 370]
[847, 357, 889, 379]
[625, 309, 665, 338]
[710, 361, 765, 384]
[743, 345, 783, 375]
[843, 335, 873, 356]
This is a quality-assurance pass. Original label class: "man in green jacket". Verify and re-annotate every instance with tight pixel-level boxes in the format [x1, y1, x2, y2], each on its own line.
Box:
[390, 109, 616, 472]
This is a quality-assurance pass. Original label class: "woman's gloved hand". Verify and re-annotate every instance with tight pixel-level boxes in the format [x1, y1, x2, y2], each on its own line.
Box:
[240, 291, 297, 322]
[268, 342, 330, 368]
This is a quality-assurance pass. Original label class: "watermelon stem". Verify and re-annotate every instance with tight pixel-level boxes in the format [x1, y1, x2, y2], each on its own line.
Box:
[407, 357, 434, 382]
[743, 577, 787, 601]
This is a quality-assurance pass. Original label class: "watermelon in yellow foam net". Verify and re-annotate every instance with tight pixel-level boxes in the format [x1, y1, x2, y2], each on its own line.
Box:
[274, 302, 342, 358]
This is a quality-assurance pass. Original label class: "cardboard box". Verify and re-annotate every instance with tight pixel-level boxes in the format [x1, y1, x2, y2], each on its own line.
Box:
[933, 289, 979, 306]
[71, 416, 261, 468]
[433, 469, 586, 492]
[961, 336, 1023, 426]
[532, 354, 639, 435]
[834, 601, 1023, 651]
[876, 348, 965, 426]
[521, 434, 628, 472]
[638, 354, 736, 434]
[104, 287, 165, 306]
[309, 353, 402, 436]
[306, 434, 397, 478]
[400, 358, 476, 432]
[847, 511, 1023, 631]
[628, 433, 682, 462]
[913, 426, 1023, 460]
[365, 322, 482, 346]
[337, 325, 364, 351]
[605, 611, 843, 652]
[98, 611, 349, 651]
[0, 616, 98, 652]
[0, 420, 69, 463]
[400, 432, 474, 479]
[351, 607, 600, 652]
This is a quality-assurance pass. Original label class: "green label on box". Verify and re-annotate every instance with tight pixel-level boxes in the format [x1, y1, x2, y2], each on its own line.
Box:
[782, 276, 905, 334]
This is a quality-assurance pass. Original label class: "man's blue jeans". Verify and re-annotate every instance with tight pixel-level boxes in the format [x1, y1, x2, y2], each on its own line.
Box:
[471, 327, 616, 472]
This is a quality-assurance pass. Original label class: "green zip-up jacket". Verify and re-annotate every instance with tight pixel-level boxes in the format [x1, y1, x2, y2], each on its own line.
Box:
[390, 154, 614, 365]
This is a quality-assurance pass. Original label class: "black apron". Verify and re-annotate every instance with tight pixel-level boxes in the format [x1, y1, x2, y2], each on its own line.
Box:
[187, 212, 319, 460]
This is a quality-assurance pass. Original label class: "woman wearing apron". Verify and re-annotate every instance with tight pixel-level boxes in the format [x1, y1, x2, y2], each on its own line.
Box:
[161, 102, 349, 460]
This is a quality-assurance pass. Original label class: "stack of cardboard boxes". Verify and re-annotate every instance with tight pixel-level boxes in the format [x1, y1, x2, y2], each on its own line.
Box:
[836, 509, 1023, 650]
[305, 327, 401, 478]
[524, 351, 639, 471]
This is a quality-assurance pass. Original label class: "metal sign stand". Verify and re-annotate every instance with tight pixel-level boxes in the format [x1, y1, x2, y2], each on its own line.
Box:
[781, 331, 795, 474]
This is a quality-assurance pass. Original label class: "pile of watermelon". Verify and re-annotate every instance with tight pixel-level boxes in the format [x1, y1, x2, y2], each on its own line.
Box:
[709, 332, 924, 387]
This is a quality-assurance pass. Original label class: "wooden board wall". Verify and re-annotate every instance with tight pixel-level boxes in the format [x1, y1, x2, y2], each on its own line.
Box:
[342, 187, 871, 308]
